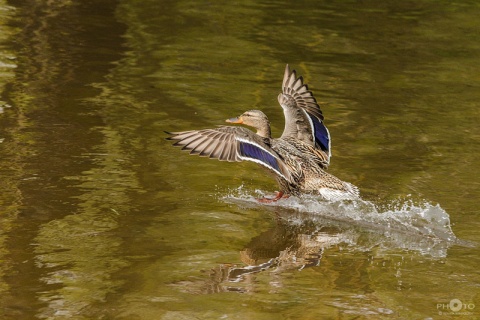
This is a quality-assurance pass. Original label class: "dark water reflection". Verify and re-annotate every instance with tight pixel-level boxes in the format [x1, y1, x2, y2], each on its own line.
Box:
[0, 0, 479, 319]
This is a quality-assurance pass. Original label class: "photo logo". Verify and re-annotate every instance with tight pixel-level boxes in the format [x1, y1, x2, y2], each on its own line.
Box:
[450, 299, 463, 312]
[437, 299, 475, 316]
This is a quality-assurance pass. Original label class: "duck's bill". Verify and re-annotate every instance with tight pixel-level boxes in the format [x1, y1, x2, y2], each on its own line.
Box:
[226, 117, 243, 123]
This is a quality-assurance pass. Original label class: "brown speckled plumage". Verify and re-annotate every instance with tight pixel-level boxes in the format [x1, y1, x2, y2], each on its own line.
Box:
[166, 65, 359, 201]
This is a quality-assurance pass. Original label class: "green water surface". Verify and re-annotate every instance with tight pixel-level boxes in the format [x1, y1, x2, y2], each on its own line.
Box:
[0, 0, 479, 319]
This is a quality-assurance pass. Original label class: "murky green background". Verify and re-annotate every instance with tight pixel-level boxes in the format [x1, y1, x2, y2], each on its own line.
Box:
[0, 0, 479, 319]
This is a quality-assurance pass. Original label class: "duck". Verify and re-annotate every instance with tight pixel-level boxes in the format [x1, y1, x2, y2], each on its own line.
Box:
[166, 65, 359, 202]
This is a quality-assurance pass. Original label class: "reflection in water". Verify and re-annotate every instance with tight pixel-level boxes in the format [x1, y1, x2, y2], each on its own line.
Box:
[177, 221, 341, 294]
[0, 0, 19, 312]
[0, 0, 131, 318]
[33, 128, 137, 318]
[175, 193, 464, 295]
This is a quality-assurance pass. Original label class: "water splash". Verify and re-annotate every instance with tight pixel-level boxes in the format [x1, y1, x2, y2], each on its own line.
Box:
[223, 187, 472, 258]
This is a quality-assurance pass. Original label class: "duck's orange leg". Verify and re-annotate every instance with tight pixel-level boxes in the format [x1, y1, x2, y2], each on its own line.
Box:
[257, 191, 290, 203]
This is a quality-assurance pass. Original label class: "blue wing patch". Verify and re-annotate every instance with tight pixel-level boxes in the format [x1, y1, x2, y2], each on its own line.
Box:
[310, 114, 330, 153]
[239, 141, 281, 173]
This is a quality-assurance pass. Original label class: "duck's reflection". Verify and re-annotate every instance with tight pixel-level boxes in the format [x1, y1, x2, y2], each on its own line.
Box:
[178, 211, 357, 294]
[174, 201, 458, 294]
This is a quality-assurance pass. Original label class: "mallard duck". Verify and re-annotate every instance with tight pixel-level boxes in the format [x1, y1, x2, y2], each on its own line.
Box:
[166, 65, 358, 201]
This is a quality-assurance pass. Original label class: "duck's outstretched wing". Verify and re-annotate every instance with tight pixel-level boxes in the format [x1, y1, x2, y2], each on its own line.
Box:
[278, 64, 331, 163]
[166, 126, 294, 182]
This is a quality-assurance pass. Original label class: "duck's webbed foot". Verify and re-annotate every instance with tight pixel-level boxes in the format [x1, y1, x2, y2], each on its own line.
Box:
[257, 191, 289, 203]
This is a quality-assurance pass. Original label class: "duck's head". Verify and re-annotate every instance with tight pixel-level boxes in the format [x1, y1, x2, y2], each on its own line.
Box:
[226, 110, 271, 138]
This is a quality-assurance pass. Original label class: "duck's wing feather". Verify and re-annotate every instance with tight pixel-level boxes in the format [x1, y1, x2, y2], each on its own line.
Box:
[166, 126, 294, 182]
[278, 64, 331, 162]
